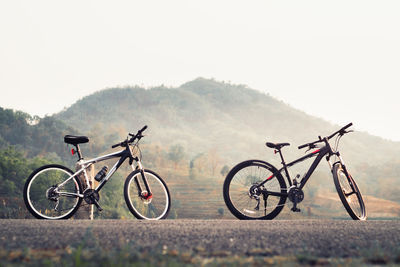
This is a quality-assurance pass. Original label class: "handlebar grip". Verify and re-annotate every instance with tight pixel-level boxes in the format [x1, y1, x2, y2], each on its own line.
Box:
[342, 122, 353, 130]
[111, 143, 120, 148]
[140, 125, 148, 133]
[298, 144, 308, 149]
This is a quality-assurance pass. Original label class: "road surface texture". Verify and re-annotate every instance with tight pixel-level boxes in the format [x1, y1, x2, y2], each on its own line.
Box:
[1, 219, 399, 258]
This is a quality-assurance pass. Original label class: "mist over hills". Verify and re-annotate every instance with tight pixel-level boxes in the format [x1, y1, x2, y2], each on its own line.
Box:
[1, 78, 399, 219]
[56, 78, 399, 166]
[54, 78, 400, 210]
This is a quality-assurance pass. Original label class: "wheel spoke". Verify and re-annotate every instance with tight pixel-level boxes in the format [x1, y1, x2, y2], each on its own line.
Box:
[24, 166, 81, 220]
[334, 165, 366, 220]
[126, 170, 170, 220]
[224, 162, 287, 220]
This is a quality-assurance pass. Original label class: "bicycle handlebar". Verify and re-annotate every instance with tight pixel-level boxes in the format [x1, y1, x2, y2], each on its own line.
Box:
[129, 125, 147, 136]
[111, 143, 122, 149]
[111, 125, 148, 148]
[298, 143, 312, 150]
[327, 122, 352, 139]
[298, 123, 353, 150]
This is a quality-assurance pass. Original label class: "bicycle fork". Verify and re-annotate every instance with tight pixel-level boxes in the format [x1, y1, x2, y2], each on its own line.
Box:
[328, 152, 356, 195]
[132, 160, 153, 200]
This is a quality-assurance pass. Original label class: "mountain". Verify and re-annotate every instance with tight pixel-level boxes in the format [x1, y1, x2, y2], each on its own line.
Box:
[56, 78, 400, 165]
[2, 78, 399, 219]
[54, 78, 400, 213]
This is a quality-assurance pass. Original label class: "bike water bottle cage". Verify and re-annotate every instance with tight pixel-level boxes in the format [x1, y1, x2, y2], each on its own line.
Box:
[265, 142, 290, 150]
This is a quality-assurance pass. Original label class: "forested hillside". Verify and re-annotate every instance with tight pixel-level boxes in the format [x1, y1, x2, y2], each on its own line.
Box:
[0, 107, 79, 162]
[0, 108, 81, 217]
[1, 78, 400, 219]
[56, 78, 400, 166]
[55, 78, 400, 217]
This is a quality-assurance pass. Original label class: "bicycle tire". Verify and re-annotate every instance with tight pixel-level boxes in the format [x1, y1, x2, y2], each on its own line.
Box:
[23, 164, 83, 220]
[223, 160, 287, 220]
[124, 169, 171, 220]
[332, 163, 367, 220]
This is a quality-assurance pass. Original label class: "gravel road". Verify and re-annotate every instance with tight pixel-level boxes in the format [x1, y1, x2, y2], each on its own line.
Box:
[1, 219, 399, 258]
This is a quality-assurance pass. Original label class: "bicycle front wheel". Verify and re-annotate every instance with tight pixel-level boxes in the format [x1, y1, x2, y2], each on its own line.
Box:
[124, 169, 170, 220]
[23, 164, 83, 219]
[332, 163, 367, 220]
[223, 160, 287, 220]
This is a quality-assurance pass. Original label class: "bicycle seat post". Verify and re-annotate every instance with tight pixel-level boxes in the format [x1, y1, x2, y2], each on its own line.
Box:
[75, 144, 83, 160]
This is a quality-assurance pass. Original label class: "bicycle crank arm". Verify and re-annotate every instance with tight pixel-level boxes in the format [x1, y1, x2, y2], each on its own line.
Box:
[92, 198, 103, 212]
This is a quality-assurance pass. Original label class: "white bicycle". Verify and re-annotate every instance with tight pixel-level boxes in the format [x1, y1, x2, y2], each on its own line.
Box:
[23, 126, 171, 220]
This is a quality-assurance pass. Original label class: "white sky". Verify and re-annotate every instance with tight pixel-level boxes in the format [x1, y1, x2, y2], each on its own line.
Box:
[0, 1, 399, 141]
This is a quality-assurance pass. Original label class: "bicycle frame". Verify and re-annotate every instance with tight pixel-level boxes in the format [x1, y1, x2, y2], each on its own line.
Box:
[57, 145, 151, 198]
[258, 141, 342, 192]
[281, 146, 330, 189]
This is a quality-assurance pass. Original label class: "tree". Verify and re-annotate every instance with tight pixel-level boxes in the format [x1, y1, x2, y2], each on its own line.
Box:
[220, 165, 230, 177]
[0, 147, 52, 218]
[217, 207, 224, 216]
[208, 148, 221, 176]
[167, 144, 185, 169]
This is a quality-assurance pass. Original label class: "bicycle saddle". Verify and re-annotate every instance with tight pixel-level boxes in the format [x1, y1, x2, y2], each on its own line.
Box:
[265, 142, 290, 150]
[64, 135, 89, 145]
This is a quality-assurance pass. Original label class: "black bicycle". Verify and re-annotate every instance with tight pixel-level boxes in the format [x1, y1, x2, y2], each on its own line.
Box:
[23, 126, 171, 220]
[223, 123, 366, 220]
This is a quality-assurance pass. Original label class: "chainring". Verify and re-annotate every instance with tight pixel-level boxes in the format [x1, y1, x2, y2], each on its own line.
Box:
[288, 186, 304, 203]
[83, 189, 100, 205]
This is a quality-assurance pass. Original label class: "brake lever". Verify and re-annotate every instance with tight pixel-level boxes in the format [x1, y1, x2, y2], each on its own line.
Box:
[304, 144, 316, 154]
[339, 129, 354, 136]
[137, 133, 145, 139]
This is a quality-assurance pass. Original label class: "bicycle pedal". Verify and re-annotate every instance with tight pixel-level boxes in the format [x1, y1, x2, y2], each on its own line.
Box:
[291, 207, 301, 212]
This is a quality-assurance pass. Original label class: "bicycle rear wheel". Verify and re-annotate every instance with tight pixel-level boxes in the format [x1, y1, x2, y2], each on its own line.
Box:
[124, 169, 170, 220]
[332, 163, 366, 220]
[223, 160, 287, 220]
[23, 164, 83, 219]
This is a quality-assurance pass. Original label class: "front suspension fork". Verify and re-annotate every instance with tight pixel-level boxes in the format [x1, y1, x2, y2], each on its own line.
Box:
[328, 153, 355, 193]
[132, 161, 152, 199]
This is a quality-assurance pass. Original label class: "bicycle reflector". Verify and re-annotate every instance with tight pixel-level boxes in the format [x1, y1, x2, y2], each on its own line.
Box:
[71, 148, 76, 155]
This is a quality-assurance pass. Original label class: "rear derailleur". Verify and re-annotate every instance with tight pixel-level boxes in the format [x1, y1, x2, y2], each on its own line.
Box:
[46, 186, 60, 211]
[249, 184, 268, 212]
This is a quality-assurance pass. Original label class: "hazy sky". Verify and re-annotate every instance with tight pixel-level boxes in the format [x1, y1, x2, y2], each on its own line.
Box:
[0, 1, 399, 141]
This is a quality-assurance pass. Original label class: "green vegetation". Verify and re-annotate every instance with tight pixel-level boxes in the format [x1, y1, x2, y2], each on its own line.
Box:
[56, 78, 400, 207]
[0, 107, 79, 163]
[1, 78, 400, 219]
[0, 147, 53, 218]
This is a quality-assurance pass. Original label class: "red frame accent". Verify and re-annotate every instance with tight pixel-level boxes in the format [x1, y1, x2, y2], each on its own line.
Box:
[312, 149, 321, 154]
[142, 192, 153, 200]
